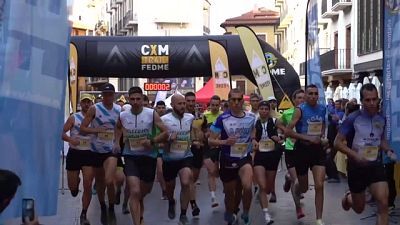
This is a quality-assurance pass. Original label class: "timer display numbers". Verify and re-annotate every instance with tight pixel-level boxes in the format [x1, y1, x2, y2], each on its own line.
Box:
[144, 83, 171, 91]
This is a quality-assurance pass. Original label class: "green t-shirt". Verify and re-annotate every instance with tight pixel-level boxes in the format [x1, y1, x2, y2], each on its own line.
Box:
[281, 107, 295, 150]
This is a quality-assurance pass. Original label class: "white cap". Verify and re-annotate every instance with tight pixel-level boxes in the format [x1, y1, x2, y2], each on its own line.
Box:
[267, 96, 277, 101]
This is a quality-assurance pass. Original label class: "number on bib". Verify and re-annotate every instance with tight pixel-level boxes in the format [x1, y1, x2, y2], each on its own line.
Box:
[171, 141, 189, 154]
[361, 146, 379, 161]
[98, 131, 114, 141]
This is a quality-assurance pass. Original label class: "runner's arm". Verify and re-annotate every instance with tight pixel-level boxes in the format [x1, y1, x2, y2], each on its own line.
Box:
[114, 118, 123, 146]
[61, 115, 75, 143]
[80, 106, 103, 134]
[153, 112, 168, 143]
[284, 108, 311, 142]
[334, 133, 359, 161]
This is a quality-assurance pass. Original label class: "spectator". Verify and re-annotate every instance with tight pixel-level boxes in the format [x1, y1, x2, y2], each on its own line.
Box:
[0, 169, 39, 225]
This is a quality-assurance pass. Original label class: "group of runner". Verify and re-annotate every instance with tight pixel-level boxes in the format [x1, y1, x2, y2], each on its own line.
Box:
[62, 82, 396, 225]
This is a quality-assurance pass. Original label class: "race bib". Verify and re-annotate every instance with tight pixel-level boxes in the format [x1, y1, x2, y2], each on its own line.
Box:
[230, 143, 248, 158]
[360, 146, 379, 161]
[307, 121, 322, 136]
[98, 131, 114, 142]
[128, 137, 145, 151]
[259, 140, 275, 152]
[171, 141, 189, 154]
[79, 136, 91, 149]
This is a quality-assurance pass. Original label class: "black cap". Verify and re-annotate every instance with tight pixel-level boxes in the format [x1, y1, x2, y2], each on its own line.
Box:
[259, 101, 270, 108]
[101, 83, 115, 93]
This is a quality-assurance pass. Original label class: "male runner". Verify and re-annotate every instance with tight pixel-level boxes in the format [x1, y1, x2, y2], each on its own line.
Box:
[285, 84, 327, 225]
[277, 89, 305, 219]
[209, 88, 256, 225]
[203, 95, 223, 208]
[249, 93, 261, 118]
[114, 87, 168, 225]
[162, 94, 198, 225]
[62, 93, 94, 225]
[335, 83, 396, 225]
[80, 83, 121, 224]
[184, 92, 202, 217]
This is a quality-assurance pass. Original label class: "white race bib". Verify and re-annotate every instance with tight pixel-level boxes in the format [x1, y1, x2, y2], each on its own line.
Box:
[230, 143, 248, 158]
[128, 137, 146, 151]
[360, 146, 379, 161]
[170, 141, 189, 154]
[307, 121, 322, 136]
[98, 131, 114, 142]
[78, 136, 91, 149]
[259, 139, 275, 152]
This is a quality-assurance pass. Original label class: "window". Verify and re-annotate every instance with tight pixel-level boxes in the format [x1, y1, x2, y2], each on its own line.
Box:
[358, 0, 382, 55]
[256, 34, 266, 41]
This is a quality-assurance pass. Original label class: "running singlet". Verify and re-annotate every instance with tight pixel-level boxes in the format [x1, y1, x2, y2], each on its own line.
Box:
[295, 103, 326, 136]
[204, 111, 223, 126]
[281, 107, 295, 150]
[120, 107, 157, 158]
[161, 112, 194, 161]
[211, 111, 256, 159]
[91, 102, 121, 153]
[69, 112, 91, 150]
[339, 110, 385, 164]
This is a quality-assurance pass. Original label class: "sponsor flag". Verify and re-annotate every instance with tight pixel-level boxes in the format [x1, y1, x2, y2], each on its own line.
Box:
[306, 0, 325, 105]
[236, 26, 275, 99]
[209, 40, 230, 100]
[69, 43, 78, 112]
[0, 0, 69, 220]
[383, 0, 400, 158]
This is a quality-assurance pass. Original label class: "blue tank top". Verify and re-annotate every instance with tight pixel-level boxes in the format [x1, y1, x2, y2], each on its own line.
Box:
[295, 103, 326, 136]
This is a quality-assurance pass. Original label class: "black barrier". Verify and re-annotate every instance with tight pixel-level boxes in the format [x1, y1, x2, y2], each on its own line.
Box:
[70, 35, 300, 102]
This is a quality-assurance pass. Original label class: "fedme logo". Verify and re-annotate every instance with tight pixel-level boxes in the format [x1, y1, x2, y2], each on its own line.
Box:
[141, 44, 169, 71]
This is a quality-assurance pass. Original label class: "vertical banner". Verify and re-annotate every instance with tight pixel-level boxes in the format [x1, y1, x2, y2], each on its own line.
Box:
[69, 43, 78, 113]
[0, 0, 69, 220]
[306, 0, 326, 105]
[383, 1, 400, 158]
[209, 40, 230, 100]
[236, 26, 275, 99]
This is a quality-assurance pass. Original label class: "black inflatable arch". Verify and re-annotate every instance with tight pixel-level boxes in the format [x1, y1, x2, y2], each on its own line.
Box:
[70, 35, 300, 102]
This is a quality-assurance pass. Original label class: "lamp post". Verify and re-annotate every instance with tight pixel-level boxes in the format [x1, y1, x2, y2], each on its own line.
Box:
[305, 0, 311, 87]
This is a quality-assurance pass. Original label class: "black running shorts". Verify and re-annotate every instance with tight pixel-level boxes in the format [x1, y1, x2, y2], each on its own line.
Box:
[347, 163, 386, 193]
[163, 157, 193, 182]
[66, 148, 95, 171]
[124, 155, 157, 183]
[219, 155, 252, 183]
[293, 141, 326, 176]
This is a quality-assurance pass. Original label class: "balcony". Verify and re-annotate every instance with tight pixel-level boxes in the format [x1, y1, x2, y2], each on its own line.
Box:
[300, 49, 352, 79]
[116, 0, 123, 4]
[332, 0, 352, 11]
[279, 0, 293, 28]
[110, 0, 117, 9]
[95, 20, 108, 33]
[275, 0, 283, 7]
[123, 10, 138, 28]
[203, 25, 210, 34]
[321, 0, 339, 19]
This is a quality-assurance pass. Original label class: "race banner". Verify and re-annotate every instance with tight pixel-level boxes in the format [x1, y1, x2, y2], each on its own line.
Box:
[383, 0, 400, 158]
[236, 26, 275, 99]
[306, 0, 326, 105]
[69, 43, 78, 113]
[209, 40, 230, 100]
[0, 0, 69, 220]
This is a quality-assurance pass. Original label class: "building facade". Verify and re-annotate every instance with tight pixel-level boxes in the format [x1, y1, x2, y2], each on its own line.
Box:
[106, 0, 211, 93]
[220, 7, 280, 95]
